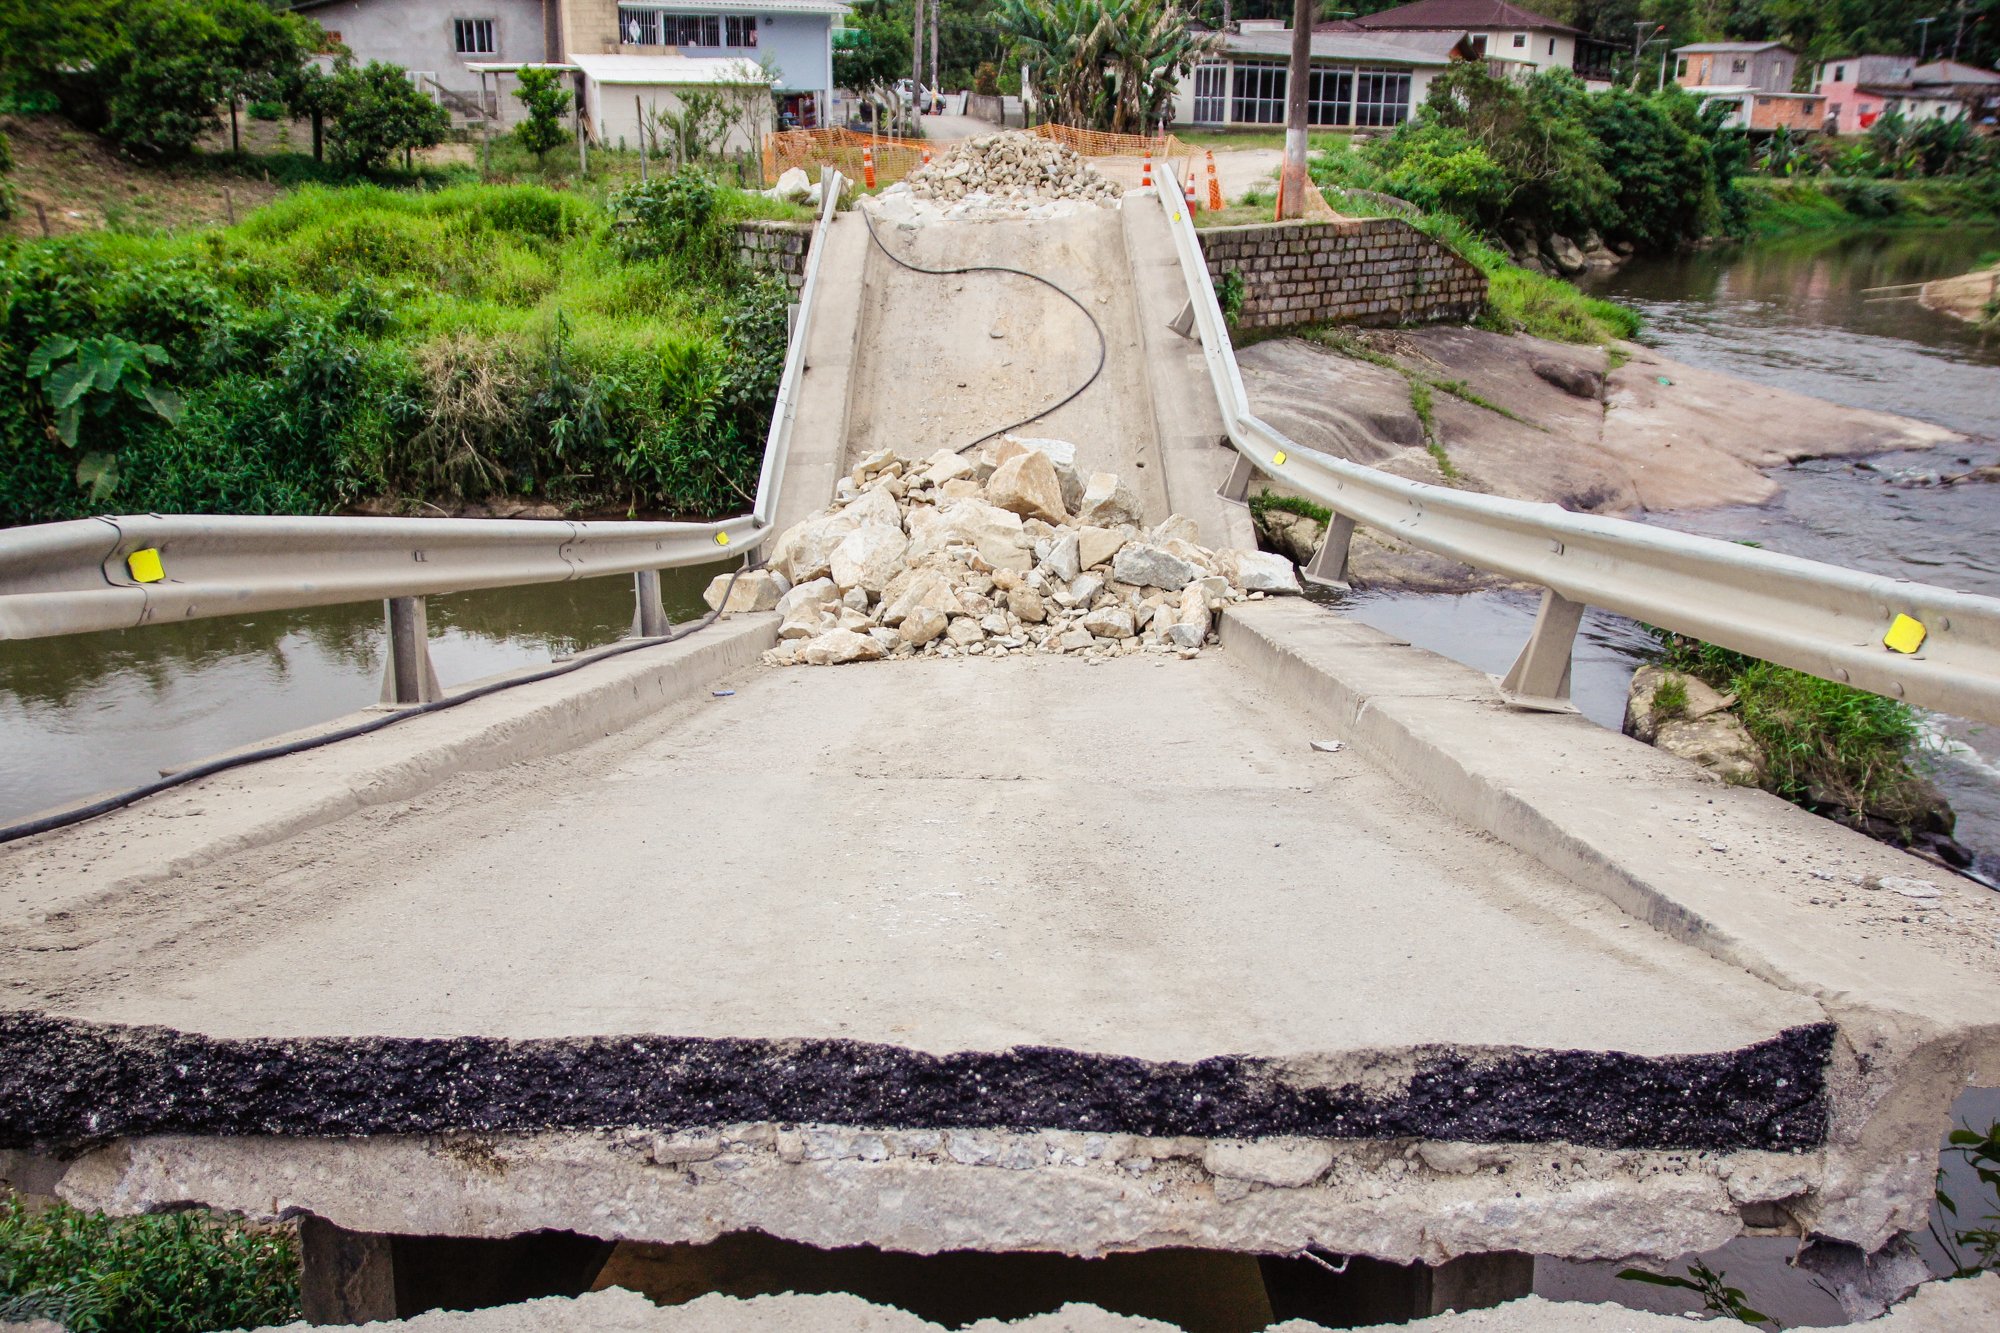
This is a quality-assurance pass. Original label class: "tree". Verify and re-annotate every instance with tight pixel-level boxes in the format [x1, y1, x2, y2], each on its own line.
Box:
[325, 61, 450, 169]
[1413, 63, 1616, 239]
[512, 66, 573, 159]
[994, 0, 1217, 133]
[14, 0, 317, 160]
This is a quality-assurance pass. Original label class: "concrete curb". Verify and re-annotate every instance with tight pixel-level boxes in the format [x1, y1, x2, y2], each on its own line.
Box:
[2, 614, 779, 926]
[1219, 599, 2000, 1252]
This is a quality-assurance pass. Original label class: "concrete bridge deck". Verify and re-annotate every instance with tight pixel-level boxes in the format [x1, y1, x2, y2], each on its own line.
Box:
[3, 181, 1998, 1328]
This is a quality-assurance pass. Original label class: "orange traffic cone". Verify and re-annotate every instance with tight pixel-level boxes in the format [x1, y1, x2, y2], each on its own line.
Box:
[863, 145, 877, 189]
[1184, 169, 1198, 209]
[1206, 151, 1223, 211]
[1141, 153, 1152, 188]
[921, 147, 932, 167]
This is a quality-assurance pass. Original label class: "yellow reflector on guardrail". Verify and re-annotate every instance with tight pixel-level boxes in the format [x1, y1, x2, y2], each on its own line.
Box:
[126, 549, 165, 583]
[1272, 452, 1286, 466]
[715, 532, 730, 546]
[1884, 614, 1927, 654]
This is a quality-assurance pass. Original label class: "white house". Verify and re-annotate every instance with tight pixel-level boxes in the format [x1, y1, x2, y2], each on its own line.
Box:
[1173, 23, 1453, 130]
[298, 0, 846, 132]
[567, 52, 771, 153]
[1330, 0, 1618, 87]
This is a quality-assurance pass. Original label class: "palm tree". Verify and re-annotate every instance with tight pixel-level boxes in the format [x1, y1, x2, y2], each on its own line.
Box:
[995, 0, 1218, 134]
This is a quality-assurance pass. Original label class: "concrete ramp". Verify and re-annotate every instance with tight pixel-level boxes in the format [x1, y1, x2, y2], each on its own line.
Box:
[774, 194, 1250, 550]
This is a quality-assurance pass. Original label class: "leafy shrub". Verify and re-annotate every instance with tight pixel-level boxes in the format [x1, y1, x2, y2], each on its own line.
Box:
[974, 62, 1000, 96]
[0, 1199, 299, 1333]
[610, 168, 734, 271]
[512, 66, 573, 159]
[326, 61, 450, 168]
[30, 0, 318, 161]
[248, 99, 284, 120]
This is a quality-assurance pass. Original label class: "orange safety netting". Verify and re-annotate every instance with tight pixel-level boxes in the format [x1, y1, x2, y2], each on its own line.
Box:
[763, 123, 1203, 198]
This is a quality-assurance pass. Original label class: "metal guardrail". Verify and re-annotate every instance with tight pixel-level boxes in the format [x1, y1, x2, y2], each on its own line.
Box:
[0, 173, 848, 679]
[1157, 165, 2000, 727]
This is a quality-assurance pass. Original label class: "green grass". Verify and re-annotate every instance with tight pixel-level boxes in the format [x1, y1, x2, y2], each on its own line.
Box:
[0, 1199, 299, 1333]
[1651, 628, 1934, 829]
[2, 174, 793, 524]
[1250, 489, 1332, 526]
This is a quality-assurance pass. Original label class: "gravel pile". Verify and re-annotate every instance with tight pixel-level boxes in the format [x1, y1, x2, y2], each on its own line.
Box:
[903, 133, 1121, 208]
[703, 437, 1301, 668]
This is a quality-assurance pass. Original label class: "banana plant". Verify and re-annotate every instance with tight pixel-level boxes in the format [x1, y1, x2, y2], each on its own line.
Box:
[25, 335, 185, 500]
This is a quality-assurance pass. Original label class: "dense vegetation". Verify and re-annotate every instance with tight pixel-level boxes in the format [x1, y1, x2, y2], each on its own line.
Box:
[0, 175, 795, 525]
[0, 1199, 299, 1333]
[1314, 66, 1749, 258]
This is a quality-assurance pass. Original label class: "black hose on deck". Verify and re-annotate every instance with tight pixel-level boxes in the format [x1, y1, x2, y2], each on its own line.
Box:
[859, 200, 1108, 455]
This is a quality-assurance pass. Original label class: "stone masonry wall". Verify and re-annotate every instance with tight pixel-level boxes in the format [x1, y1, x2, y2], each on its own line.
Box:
[735, 221, 815, 292]
[1198, 217, 1487, 330]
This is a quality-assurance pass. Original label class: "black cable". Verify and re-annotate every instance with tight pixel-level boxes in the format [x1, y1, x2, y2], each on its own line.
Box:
[0, 564, 750, 846]
[860, 200, 1108, 455]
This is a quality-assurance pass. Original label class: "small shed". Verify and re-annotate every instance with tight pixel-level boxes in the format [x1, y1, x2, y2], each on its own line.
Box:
[567, 53, 773, 155]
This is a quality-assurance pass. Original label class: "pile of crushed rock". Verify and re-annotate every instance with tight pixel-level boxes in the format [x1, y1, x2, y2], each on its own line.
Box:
[870, 133, 1123, 223]
[702, 437, 1300, 667]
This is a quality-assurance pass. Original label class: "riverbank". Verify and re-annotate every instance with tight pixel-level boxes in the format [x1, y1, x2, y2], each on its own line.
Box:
[1924, 263, 2000, 325]
[1738, 176, 2000, 239]
[1239, 324, 1956, 526]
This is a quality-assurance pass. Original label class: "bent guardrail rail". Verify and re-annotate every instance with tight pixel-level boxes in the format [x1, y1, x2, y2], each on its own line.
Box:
[1157, 165, 2000, 727]
[0, 172, 847, 656]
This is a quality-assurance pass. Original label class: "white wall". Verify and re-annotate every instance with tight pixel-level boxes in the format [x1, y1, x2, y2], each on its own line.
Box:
[631, 14, 833, 92]
[307, 0, 547, 115]
[591, 82, 770, 152]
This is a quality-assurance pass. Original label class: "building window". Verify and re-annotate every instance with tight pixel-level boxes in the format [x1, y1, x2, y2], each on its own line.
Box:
[1547, 38, 1555, 54]
[454, 18, 495, 54]
[1353, 70, 1411, 127]
[1757, 97, 1772, 106]
[1834, 64, 1845, 81]
[619, 9, 756, 48]
[1731, 58, 1747, 73]
[1193, 64, 1226, 125]
[1231, 62, 1286, 124]
[1308, 68, 1352, 125]
[1676, 58, 1688, 78]
[1469, 35, 1487, 55]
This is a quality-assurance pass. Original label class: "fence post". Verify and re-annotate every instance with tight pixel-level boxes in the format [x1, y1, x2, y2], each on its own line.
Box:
[1302, 514, 1356, 590]
[380, 596, 444, 706]
[633, 570, 671, 638]
[1498, 587, 1585, 710]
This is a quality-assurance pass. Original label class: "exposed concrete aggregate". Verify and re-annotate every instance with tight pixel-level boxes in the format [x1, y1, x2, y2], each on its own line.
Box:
[38, 1122, 1832, 1264]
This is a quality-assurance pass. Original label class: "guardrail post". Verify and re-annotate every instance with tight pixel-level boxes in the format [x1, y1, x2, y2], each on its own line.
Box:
[633, 569, 671, 637]
[1301, 514, 1356, 590]
[1218, 449, 1257, 504]
[1498, 588, 1584, 711]
[380, 596, 444, 706]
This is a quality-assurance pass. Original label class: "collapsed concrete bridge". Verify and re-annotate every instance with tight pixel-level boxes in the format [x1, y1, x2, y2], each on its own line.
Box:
[2, 166, 1998, 1330]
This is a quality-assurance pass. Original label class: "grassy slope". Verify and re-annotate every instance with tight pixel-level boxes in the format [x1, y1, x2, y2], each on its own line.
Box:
[1738, 176, 2000, 238]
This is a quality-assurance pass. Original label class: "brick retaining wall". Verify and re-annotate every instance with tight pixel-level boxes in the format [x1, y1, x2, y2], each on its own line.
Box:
[1197, 217, 1487, 329]
[735, 221, 814, 291]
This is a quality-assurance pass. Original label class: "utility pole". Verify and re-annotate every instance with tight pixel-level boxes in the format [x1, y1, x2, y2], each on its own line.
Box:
[930, 0, 940, 104]
[1277, 0, 1313, 218]
[1916, 15, 1937, 63]
[1631, 21, 1659, 86]
[912, 0, 925, 132]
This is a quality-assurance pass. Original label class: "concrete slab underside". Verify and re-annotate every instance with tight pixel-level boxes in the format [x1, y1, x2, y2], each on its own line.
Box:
[242, 1277, 2000, 1333]
[3, 603, 1994, 1264]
